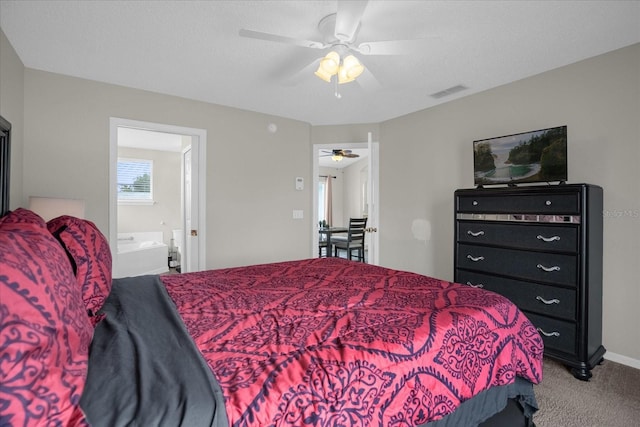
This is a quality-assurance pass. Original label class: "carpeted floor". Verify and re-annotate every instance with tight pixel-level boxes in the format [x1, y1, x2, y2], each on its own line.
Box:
[533, 357, 640, 427]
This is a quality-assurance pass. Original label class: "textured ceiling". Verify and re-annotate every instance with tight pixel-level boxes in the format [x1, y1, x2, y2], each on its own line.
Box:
[1, 1, 639, 126]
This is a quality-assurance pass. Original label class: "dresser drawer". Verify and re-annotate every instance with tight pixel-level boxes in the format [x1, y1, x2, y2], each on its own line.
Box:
[457, 244, 578, 286]
[457, 193, 579, 214]
[456, 270, 576, 320]
[457, 221, 578, 252]
[526, 313, 576, 355]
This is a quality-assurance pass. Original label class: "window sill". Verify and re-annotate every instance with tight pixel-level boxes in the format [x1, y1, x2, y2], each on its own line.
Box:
[118, 200, 156, 206]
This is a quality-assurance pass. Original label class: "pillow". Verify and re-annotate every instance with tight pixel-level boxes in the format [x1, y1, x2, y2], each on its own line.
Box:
[47, 215, 112, 324]
[0, 208, 92, 425]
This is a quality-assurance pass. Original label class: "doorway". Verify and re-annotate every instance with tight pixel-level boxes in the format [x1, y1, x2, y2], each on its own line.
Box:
[312, 133, 379, 265]
[109, 118, 207, 276]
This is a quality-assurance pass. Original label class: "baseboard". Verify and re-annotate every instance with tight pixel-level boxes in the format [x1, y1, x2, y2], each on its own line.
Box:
[604, 351, 640, 370]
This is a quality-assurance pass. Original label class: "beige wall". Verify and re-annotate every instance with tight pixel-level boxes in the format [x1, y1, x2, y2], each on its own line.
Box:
[0, 28, 23, 209]
[21, 69, 312, 269]
[311, 123, 379, 146]
[379, 43, 640, 363]
[4, 26, 639, 364]
[343, 157, 368, 220]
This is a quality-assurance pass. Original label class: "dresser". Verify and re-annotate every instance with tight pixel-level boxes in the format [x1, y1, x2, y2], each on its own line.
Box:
[454, 184, 605, 380]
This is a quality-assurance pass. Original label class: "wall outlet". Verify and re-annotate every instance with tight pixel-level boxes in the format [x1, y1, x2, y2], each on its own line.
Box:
[293, 210, 303, 219]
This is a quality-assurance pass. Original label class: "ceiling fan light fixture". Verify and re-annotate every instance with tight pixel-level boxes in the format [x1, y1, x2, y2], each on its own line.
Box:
[240, 2, 425, 92]
[337, 65, 355, 84]
[315, 51, 365, 85]
[315, 51, 342, 82]
[332, 154, 343, 162]
[343, 55, 364, 78]
[314, 66, 334, 82]
[321, 51, 340, 73]
[337, 55, 364, 84]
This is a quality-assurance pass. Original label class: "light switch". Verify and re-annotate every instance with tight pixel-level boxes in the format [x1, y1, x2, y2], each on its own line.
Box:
[295, 177, 304, 190]
[293, 210, 304, 219]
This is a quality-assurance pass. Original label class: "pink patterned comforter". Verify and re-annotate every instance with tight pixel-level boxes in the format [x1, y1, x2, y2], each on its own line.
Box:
[161, 258, 543, 427]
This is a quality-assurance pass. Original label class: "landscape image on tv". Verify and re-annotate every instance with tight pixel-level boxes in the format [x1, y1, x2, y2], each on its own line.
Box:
[473, 125, 567, 186]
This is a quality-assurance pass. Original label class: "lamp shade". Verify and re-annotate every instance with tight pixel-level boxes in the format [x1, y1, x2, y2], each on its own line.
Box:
[314, 66, 334, 82]
[320, 51, 340, 74]
[338, 55, 364, 84]
[28, 196, 85, 221]
[315, 51, 365, 86]
[315, 51, 341, 82]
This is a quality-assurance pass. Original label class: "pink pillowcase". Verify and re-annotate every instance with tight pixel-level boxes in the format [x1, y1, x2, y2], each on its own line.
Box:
[0, 208, 92, 425]
[47, 215, 112, 325]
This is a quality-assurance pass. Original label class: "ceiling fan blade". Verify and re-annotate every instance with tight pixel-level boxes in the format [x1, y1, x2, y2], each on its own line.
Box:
[280, 57, 321, 86]
[356, 68, 382, 92]
[355, 38, 435, 55]
[335, 0, 369, 42]
[343, 154, 360, 158]
[239, 29, 327, 49]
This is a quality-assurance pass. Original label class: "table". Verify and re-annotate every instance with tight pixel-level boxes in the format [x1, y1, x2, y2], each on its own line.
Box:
[318, 227, 348, 257]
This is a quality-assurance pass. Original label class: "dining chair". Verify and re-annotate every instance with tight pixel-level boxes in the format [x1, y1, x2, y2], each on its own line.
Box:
[318, 238, 328, 257]
[332, 217, 368, 262]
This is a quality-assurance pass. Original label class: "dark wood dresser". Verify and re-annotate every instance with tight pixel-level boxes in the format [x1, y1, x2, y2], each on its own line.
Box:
[454, 184, 605, 380]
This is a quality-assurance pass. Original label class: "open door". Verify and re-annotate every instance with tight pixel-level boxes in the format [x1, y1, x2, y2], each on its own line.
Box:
[366, 132, 379, 265]
[181, 140, 203, 273]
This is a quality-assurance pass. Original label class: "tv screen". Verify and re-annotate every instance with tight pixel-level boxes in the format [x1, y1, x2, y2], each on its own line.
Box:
[473, 125, 567, 186]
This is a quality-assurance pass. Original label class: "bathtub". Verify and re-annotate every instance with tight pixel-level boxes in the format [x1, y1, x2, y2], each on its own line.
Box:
[114, 232, 169, 278]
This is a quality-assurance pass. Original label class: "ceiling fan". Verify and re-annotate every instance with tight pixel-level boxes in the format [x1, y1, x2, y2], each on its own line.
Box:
[321, 149, 360, 162]
[239, 0, 428, 91]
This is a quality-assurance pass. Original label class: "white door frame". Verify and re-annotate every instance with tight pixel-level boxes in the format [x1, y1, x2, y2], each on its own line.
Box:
[181, 144, 199, 273]
[312, 137, 379, 265]
[367, 132, 380, 265]
[109, 117, 207, 274]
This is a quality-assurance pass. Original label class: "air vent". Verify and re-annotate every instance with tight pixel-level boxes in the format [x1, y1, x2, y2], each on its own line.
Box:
[430, 84, 468, 99]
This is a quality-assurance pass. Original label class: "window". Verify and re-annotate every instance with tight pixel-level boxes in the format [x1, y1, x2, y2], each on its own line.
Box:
[318, 179, 326, 223]
[117, 158, 153, 203]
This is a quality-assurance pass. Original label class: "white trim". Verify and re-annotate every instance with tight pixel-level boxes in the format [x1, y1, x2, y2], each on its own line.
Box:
[367, 133, 379, 266]
[117, 200, 155, 206]
[604, 351, 640, 370]
[109, 117, 207, 273]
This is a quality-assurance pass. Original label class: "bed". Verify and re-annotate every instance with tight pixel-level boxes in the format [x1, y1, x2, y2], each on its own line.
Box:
[0, 121, 543, 427]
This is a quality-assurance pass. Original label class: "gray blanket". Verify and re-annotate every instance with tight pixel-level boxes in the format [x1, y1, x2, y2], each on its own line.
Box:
[80, 275, 228, 427]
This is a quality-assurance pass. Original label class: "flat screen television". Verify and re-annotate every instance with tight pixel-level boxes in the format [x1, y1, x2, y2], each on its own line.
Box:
[473, 125, 567, 186]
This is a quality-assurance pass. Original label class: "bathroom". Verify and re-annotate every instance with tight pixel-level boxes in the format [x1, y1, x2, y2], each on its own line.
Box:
[115, 128, 188, 278]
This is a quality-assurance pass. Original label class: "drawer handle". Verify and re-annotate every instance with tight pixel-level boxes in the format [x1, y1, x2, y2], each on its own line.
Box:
[467, 255, 485, 262]
[537, 234, 561, 242]
[472, 200, 479, 206]
[537, 328, 560, 338]
[536, 296, 560, 305]
[467, 230, 485, 237]
[537, 263, 561, 272]
[466, 281, 484, 288]
[545, 200, 552, 206]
